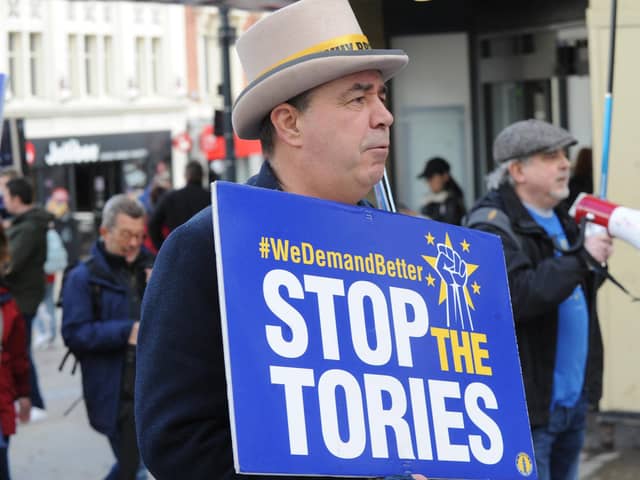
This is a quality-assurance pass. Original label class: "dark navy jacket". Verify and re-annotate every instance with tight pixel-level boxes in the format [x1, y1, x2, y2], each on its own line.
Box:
[62, 241, 153, 436]
[136, 163, 389, 479]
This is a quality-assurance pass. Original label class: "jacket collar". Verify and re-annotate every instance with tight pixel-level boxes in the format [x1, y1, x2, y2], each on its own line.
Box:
[246, 161, 374, 208]
[497, 183, 576, 239]
[246, 161, 281, 190]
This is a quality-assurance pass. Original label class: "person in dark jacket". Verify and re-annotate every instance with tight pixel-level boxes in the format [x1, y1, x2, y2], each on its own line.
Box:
[466, 119, 613, 480]
[0, 222, 31, 479]
[62, 194, 153, 480]
[417, 156, 466, 225]
[135, 1, 426, 479]
[3, 177, 52, 419]
[566, 147, 593, 208]
[147, 160, 210, 251]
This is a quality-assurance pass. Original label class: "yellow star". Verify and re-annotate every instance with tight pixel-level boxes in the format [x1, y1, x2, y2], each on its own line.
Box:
[460, 239, 470, 252]
[425, 232, 435, 245]
[426, 273, 436, 287]
[471, 281, 481, 294]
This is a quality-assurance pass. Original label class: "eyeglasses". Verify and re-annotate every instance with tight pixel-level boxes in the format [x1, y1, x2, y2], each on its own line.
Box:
[114, 228, 145, 242]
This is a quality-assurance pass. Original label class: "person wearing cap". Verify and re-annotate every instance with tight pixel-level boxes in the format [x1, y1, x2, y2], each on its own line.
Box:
[465, 119, 613, 480]
[417, 157, 466, 225]
[135, 1, 427, 479]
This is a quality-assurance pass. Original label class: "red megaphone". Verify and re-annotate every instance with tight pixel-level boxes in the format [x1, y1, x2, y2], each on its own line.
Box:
[570, 193, 640, 249]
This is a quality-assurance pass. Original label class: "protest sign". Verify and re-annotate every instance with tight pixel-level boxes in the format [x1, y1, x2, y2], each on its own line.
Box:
[212, 181, 535, 479]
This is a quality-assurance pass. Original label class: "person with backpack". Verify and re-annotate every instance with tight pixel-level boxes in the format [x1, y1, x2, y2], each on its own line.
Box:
[61, 194, 153, 480]
[0, 222, 31, 479]
[465, 119, 613, 480]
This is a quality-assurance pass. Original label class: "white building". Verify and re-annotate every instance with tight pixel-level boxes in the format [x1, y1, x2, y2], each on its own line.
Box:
[0, 0, 261, 223]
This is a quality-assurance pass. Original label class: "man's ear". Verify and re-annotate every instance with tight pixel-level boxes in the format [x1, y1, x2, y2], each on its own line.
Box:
[507, 160, 525, 184]
[270, 103, 303, 147]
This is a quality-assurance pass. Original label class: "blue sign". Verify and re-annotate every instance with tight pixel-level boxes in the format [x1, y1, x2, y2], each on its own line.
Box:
[0, 74, 6, 125]
[212, 182, 536, 479]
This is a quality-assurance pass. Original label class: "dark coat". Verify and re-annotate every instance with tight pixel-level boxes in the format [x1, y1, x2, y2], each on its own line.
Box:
[6, 207, 53, 314]
[148, 182, 211, 250]
[419, 181, 466, 225]
[467, 183, 604, 427]
[62, 241, 153, 436]
[136, 162, 360, 479]
[0, 285, 29, 436]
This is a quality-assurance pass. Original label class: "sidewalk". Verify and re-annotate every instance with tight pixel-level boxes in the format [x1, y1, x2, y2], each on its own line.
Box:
[11, 336, 114, 479]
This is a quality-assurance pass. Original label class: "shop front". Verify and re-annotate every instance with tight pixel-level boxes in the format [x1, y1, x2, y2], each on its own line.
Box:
[29, 130, 171, 255]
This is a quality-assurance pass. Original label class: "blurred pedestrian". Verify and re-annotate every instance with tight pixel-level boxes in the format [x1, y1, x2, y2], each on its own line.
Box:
[147, 161, 209, 251]
[0, 222, 31, 479]
[567, 147, 593, 208]
[62, 194, 153, 480]
[3, 177, 52, 421]
[33, 217, 68, 349]
[0, 168, 19, 224]
[417, 156, 466, 225]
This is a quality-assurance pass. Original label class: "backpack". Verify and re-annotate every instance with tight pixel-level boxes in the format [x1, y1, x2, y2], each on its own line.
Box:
[44, 226, 68, 274]
[58, 257, 101, 376]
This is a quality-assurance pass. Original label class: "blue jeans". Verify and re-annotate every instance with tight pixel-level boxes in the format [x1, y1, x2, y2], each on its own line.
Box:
[106, 435, 147, 480]
[531, 396, 588, 480]
[0, 431, 9, 480]
[34, 281, 57, 341]
[23, 314, 45, 409]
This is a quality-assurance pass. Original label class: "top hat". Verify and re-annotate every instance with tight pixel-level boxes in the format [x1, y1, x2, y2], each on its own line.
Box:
[232, 0, 409, 139]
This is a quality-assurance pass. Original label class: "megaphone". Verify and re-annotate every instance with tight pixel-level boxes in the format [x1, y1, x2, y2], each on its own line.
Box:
[570, 193, 640, 249]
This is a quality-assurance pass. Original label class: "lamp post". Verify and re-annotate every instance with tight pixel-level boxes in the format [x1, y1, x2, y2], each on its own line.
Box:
[218, 5, 237, 182]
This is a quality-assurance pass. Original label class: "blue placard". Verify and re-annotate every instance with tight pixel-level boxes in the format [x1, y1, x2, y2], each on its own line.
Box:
[212, 181, 536, 479]
[0, 73, 6, 125]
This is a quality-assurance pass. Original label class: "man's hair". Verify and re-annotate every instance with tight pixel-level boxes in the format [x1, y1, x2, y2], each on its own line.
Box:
[485, 157, 531, 191]
[101, 194, 145, 230]
[258, 89, 313, 157]
[185, 161, 204, 184]
[6, 177, 33, 204]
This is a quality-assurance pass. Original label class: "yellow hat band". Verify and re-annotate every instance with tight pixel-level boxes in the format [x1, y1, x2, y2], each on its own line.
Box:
[258, 33, 371, 78]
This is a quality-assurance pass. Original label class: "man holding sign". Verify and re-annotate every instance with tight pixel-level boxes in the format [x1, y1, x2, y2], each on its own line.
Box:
[136, 0, 426, 478]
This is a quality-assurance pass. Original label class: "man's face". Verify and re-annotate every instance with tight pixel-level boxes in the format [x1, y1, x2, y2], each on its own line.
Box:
[296, 70, 393, 204]
[513, 149, 570, 209]
[2, 192, 16, 214]
[101, 213, 145, 263]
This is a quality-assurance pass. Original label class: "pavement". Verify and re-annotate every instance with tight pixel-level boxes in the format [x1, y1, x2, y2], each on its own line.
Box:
[9, 334, 640, 479]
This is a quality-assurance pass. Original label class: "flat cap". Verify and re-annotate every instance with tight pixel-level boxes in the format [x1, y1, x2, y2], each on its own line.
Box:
[493, 119, 577, 164]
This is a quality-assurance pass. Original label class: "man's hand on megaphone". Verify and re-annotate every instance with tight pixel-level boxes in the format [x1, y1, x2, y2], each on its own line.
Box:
[584, 233, 614, 265]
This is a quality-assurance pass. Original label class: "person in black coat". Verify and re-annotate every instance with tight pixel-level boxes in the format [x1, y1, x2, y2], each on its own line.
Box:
[417, 157, 466, 225]
[147, 161, 210, 250]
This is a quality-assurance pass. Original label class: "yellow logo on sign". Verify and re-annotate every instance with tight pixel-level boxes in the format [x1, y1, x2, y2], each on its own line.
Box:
[515, 452, 533, 476]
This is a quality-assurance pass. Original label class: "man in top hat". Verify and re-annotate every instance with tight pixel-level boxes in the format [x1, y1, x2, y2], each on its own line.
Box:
[465, 119, 613, 480]
[135, 1, 426, 479]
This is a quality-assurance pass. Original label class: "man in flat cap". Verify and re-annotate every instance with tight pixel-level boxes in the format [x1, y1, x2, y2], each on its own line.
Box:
[466, 119, 613, 480]
[135, 0, 427, 479]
